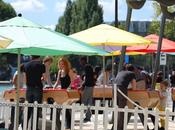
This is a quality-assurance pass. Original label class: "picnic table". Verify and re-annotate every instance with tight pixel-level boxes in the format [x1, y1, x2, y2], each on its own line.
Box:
[93, 86, 160, 108]
[3, 88, 80, 105]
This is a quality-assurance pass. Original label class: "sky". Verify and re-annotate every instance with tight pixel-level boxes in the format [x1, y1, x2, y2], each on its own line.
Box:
[4, 0, 155, 30]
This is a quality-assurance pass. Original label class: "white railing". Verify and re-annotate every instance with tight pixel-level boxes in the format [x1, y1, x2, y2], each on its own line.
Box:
[0, 101, 174, 130]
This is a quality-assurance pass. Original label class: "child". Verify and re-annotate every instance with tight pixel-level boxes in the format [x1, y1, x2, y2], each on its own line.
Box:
[81, 64, 95, 122]
[157, 80, 169, 129]
[12, 64, 26, 89]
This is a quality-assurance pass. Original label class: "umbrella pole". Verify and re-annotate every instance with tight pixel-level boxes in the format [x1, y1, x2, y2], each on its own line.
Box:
[15, 48, 21, 130]
[152, 14, 166, 89]
[118, 6, 132, 72]
[102, 55, 106, 106]
[112, 55, 115, 80]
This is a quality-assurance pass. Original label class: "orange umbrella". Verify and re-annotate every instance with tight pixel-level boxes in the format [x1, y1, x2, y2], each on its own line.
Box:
[127, 34, 175, 53]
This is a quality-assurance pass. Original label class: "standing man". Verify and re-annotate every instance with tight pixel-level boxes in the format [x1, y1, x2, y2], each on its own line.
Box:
[111, 64, 136, 130]
[78, 57, 87, 77]
[24, 55, 46, 130]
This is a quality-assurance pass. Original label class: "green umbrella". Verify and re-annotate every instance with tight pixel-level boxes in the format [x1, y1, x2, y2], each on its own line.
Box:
[0, 16, 107, 130]
[0, 16, 106, 56]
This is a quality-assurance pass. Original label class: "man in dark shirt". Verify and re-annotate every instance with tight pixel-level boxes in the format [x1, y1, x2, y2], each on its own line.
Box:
[112, 64, 136, 130]
[24, 55, 46, 130]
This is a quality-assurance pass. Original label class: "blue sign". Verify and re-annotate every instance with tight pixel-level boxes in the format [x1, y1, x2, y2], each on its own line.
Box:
[125, 55, 129, 63]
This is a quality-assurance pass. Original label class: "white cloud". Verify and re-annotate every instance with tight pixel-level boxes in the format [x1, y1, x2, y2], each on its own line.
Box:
[99, 0, 127, 22]
[55, 1, 67, 14]
[99, 0, 154, 21]
[45, 24, 56, 30]
[10, 0, 46, 12]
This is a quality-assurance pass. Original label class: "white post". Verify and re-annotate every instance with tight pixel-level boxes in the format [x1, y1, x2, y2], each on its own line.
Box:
[165, 110, 169, 130]
[23, 101, 28, 130]
[123, 106, 128, 130]
[42, 102, 47, 130]
[4, 105, 9, 128]
[51, 102, 57, 130]
[33, 101, 38, 130]
[104, 102, 108, 130]
[79, 104, 84, 130]
[134, 107, 138, 130]
[71, 104, 76, 130]
[61, 105, 66, 130]
[154, 110, 159, 130]
[143, 108, 148, 130]
[113, 105, 118, 130]
[94, 102, 99, 130]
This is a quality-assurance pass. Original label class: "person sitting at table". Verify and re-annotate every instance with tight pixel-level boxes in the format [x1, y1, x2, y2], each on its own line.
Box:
[43, 56, 53, 87]
[96, 64, 112, 86]
[69, 68, 81, 89]
[54, 57, 71, 129]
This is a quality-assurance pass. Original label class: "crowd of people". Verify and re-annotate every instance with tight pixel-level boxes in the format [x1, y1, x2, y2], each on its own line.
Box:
[11, 55, 175, 130]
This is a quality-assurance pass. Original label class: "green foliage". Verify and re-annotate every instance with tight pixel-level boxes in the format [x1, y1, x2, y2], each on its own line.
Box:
[148, 20, 175, 41]
[149, 2, 175, 40]
[55, 0, 104, 71]
[55, 0, 103, 35]
[0, 0, 16, 21]
[55, 0, 72, 35]
[50, 56, 61, 74]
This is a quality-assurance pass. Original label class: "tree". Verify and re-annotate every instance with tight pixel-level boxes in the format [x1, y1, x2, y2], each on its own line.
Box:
[55, 0, 72, 35]
[0, 0, 16, 21]
[56, 0, 103, 35]
[55, 0, 104, 72]
[148, 2, 175, 41]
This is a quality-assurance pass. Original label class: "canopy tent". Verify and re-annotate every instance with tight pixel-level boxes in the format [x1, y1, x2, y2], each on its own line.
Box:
[106, 50, 145, 56]
[127, 34, 175, 53]
[0, 35, 12, 48]
[70, 24, 152, 47]
[0, 17, 106, 56]
[0, 16, 107, 130]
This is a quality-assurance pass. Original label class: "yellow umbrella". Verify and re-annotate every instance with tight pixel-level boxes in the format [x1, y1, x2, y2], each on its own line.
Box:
[70, 24, 152, 106]
[70, 24, 152, 46]
[0, 35, 12, 48]
[106, 50, 146, 56]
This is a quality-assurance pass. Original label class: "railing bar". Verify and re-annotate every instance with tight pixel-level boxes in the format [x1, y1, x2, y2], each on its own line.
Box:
[4, 105, 9, 129]
[94, 101, 99, 130]
[71, 104, 75, 130]
[165, 110, 169, 130]
[61, 105, 66, 130]
[104, 102, 108, 130]
[113, 105, 118, 130]
[23, 101, 28, 130]
[154, 110, 159, 130]
[123, 106, 128, 130]
[80, 104, 84, 130]
[51, 103, 57, 130]
[42, 102, 47, 130]
[134, 107, 138, 130]
[143, 108, 148, 130]
[33, 101, 38, 130]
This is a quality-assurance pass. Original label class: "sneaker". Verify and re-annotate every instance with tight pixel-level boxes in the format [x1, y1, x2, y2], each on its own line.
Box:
[83, 118, 91, 123]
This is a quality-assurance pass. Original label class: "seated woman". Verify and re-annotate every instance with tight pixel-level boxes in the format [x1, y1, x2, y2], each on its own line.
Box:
[54, 57, 71, 89]
[69, 68, 81, 90]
